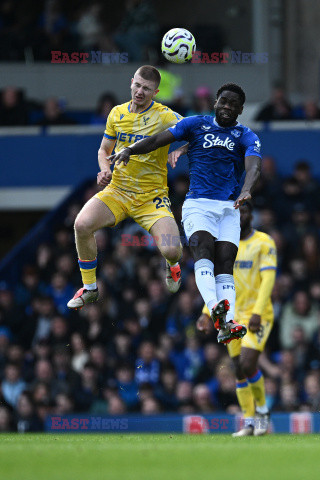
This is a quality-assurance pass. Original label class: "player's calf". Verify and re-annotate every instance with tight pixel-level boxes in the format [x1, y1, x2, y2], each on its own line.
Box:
[165, 262, 181, 293]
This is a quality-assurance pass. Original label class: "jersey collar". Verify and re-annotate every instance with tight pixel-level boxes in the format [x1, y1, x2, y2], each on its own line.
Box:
[213, 118, 239, 129]
[128, 101, 154, 114]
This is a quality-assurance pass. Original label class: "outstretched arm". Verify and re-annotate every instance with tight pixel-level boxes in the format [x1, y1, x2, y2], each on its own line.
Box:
[234, 155, 261, 209]
[109, 130, 176, 166]
[168, 143, 189, 169]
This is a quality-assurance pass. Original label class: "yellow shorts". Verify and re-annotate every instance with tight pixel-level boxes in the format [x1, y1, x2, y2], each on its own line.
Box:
[227, 316, 273, 357]
[94, 184, 174, 232]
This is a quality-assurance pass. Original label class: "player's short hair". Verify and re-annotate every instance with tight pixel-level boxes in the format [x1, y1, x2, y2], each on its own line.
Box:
[135, 65, 161, 88]
[216, 83, 246, 105]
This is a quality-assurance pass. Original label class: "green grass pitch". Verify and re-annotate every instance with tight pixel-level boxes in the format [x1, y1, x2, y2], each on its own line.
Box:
[0, 434, 319, 480]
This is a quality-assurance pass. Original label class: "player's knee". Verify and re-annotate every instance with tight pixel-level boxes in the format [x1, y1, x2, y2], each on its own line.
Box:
[215, 258, 234, 275]
[161, 244, 181, 263]
[74, 216, 94, 237]
[240, 359, 256, 378]
[190, 246, 212, 262]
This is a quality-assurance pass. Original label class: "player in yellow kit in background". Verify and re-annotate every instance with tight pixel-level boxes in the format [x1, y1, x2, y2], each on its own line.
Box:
[68, 65, 183, 310]
[197, 201, 277, 436]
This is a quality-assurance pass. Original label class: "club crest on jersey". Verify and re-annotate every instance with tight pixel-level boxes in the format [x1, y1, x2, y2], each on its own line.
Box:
[143, 116, 150, 125]
[201, 125, 211, 131]
[203, 134, 235, 151]
[253, 140, 261, 153]
[119, 114, 125, 120]
[185, 220, 194, 231]
[230, 129, 241, 138]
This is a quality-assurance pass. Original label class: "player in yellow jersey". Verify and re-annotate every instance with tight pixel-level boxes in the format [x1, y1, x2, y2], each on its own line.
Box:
[67, 66, 183, 310]
[197, 202, 277, 436]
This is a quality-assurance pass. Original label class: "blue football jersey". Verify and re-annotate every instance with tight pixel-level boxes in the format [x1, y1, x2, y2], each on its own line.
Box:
[168, 116, 262, 201]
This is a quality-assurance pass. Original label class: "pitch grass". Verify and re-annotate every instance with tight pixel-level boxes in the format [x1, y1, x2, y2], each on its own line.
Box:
[0, 434, 320, 480]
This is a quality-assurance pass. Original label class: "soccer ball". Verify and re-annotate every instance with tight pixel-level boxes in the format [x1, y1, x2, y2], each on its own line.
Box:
[161, 28, 196, 64]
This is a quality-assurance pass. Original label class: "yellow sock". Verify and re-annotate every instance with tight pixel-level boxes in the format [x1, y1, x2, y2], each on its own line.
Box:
[236, 379, 255, 418]
[78, 258, 97, 286]
[248, 370, 266, 408]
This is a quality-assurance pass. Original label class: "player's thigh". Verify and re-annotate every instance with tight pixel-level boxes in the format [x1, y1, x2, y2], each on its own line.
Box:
[94, 185, 130, 228]
[132, 191, 174, 232]
[75, 197, 117, 233]
[217, 203, 240, 247]
[182, 198, 219, 244]
[239, 347, 261, 377]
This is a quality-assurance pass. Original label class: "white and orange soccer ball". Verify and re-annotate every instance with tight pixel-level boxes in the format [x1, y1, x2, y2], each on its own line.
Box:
[161, 28, 196, 64]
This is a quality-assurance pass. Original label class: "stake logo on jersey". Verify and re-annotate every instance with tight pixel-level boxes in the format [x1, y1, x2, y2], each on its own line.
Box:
[168, 116, 262, 201]
[105, 102, 182, 193]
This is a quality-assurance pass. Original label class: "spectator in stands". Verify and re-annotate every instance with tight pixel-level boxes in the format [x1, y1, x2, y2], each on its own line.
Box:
[108, 393, 127, 415]
[155, 367, 178, 411]
[193, 384, 215, 413]
[195, 343, 221, 383]
[141, 397, 162, 414]
[14, 265, 47, 308]
[15, 391, 43, 432]
[279, 291, 320, 349]
[303, 372, 320, 411]
[52, 345, 80, 397]
[264, 377, 279, 411]
[255, 83, 293, 121]
[135, 340, 160, 385]
[186, 86, 215, 117]
[90, 93, 118, 125]
[114, 0, 159, 62]
[47, 272, 74, 315]
[293, 100, 320, 120]
[75, 362, 99, 411]
[115, 364, 139, 410]
[33, 359, 54, 391]
[89, 343, 109, 384]
[55, 392, 75, 415]
[70, 332, 89, 373]
[278, 382, 300, 411]
[26, 296, 56, 348]
[75, 3, 102, 50]
[176, 380, 193, 409]
[0, 406, 14, 432]
[48, 315, 69, 347]
[292, 161, 320, 208]
[0, 86, 28, 126]
[1, 363, 26, 407]
[166, 291, 198, 338]
[81, 304, 109, 345]
[37, 98, 76, 126]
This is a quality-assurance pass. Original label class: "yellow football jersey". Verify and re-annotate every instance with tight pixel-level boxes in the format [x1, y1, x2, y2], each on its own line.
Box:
[234, 230, 277, 321]
[202, 230, 277, 321]
[104, 101, 182, 193]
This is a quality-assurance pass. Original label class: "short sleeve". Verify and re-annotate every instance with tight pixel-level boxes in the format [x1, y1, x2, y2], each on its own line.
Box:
[241, 129, 262, 158]
[259, 236, 277, 271]
[162, 108, 183, 129]
[168, 116, 196, 141]
[104, 107, 117, 139]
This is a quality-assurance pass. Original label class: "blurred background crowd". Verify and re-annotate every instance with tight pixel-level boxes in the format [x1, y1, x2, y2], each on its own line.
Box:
[1, 82, 320, 128]
[1, 157, 320, 432]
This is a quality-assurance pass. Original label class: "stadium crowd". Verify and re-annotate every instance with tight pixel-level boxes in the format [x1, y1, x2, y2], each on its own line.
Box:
[1, 157, 320, 432]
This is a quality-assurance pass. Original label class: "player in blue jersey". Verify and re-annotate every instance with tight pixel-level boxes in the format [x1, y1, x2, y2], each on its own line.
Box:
[109, 83, 262, 344]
